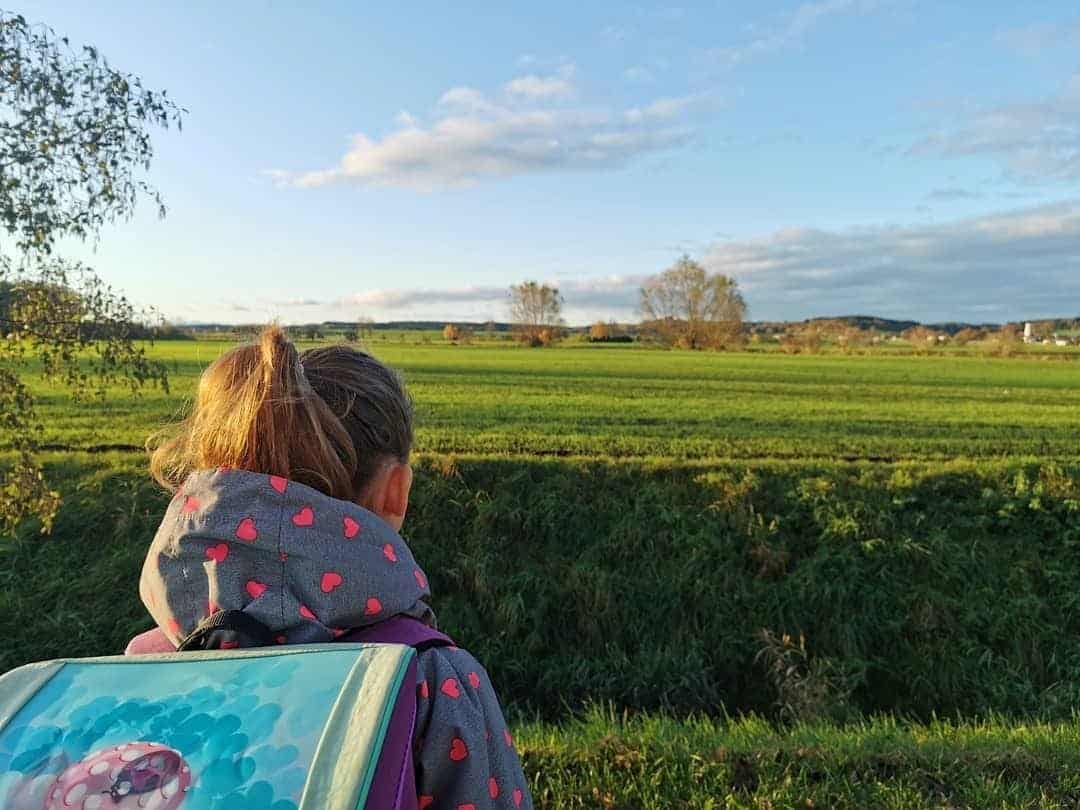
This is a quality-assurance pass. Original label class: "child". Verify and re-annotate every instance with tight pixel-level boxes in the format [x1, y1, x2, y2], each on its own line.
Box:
[126, 325, 533, 810]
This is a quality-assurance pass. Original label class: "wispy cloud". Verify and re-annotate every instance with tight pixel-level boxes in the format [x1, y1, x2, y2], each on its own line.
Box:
[996, 21, 1080, 56]
[266, 69, 698, 191]
[909, 74, 1080, 184]
[707, 0, 886, 67]
[624, 94, 701, 123]
[231, 203, 1080, 323]
[701, 201, 1080, 321]
[342, 286, 508, 310]
[255, 276, 648, 323]
[924, 187, 986, 201]
[623, 66, 655, 83]
[338, 276, 645, 314]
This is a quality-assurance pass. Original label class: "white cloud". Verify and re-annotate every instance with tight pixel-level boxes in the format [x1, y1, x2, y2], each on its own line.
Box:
[708, 0, 886, 67]
[700, 201, 1080, 321]
[909, 74, 1080, 184]
[437, 86, 495, 113]
[268, 72, 695, 191]
[504, 69, 575, 100]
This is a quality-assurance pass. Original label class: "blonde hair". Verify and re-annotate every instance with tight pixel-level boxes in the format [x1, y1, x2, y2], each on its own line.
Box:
[149, 325, 412, 501]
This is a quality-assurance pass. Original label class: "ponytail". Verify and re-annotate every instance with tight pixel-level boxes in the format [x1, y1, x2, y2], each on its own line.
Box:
[149, 325, 364, 500]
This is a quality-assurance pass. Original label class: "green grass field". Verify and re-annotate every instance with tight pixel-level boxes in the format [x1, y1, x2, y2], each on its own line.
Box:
[6, 337, 1080, 808]
[21, 339, 1080, 460]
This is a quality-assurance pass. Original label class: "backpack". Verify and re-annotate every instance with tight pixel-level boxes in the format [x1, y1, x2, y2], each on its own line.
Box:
[0, 614, 451, 810]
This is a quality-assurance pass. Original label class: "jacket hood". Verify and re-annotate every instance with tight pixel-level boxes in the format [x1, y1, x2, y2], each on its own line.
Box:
[139, 468, 434, 647]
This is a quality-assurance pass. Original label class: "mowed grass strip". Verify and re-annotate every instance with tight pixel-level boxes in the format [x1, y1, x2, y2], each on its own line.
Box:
[518, 708, 1080, 809]
[13, 340, 1080, 460]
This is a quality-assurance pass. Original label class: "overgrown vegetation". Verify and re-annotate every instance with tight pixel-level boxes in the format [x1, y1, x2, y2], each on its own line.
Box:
[7, 452, 1080, 727]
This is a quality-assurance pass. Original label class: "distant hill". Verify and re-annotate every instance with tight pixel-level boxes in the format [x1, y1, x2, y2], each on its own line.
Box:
[173, 314, 1080, 338]
[749, 316, 1003, 336]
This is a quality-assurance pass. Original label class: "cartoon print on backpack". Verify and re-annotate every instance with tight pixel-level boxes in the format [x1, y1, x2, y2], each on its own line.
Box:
[42, 742, 191, 809]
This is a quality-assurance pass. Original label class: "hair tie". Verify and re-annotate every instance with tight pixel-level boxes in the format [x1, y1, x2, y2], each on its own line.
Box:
[295, 354, 311, 388]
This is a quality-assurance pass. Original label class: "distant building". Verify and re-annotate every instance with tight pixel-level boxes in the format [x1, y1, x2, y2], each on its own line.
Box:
[1024, 322, 1037, 344]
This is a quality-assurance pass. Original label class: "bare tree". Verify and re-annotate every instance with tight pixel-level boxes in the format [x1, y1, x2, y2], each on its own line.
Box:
[509, 281, 564, 346]
[639, 255, 746, 350]
[356, 316, 375, 343]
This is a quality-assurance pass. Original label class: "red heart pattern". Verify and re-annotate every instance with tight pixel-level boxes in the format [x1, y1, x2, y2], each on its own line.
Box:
[299, 604, 317, 620]
[205, 543, 229, 563]
[275, 634, 287, 644]
[269, 475, 288, 494]
[488, 778, 500, 799]
[235, 517, 258, 542]
[364, 597, 382, 616]
[441, 678, 461, 699]
[382, 543, 397, 562]
[166, 618, 180, 635]
[418, 681, 430, 699]
[292, 505, 315, 527]
[504, 728, 513, 747]
[245, 580, 267, 598]
[321, 571, 343, 593]
[468, 671, 481, 689]
[449, 738, 468, 762]
[220, 640, 239, 650]
[513, 788, 523, 806]
[182, 496, 200, 514]
[414, 569, 428, 589]
[343, 516, 360, 539]
[419, 798, 433, 810]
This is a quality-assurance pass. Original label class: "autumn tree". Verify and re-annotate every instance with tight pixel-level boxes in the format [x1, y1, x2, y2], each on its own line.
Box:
[639, 255, 746, 350]
[0, 12, 183, 533]
[952, 327, 986, 346]
[509, 281, 564, 346]
[588, 321, 610, 341]
[901, 325, 941, 355]
[442, 323, 461, 343]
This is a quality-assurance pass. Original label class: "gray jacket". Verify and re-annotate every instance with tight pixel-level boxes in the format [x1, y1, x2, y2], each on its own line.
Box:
[135, 467, 533, 810]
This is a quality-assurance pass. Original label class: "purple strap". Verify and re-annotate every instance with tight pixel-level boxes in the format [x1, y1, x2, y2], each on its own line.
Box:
[342, 615, 454, 649]
[364, 659, 419, 810]
[346, 616, 454, 810]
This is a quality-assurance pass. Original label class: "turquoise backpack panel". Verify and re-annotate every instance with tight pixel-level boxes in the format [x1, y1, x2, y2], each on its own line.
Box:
[0, 644, 413, 810]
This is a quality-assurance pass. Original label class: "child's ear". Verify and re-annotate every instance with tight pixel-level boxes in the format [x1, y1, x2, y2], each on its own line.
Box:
[368, 463, 412, 532]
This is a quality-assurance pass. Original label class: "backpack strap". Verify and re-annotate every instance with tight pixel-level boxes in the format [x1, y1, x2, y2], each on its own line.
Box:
[177, 610, 275, 651]
[342, 615, 454, 652]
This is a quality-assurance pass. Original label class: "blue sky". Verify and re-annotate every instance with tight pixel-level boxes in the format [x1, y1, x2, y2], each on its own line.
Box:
[17, 0, 1080, 324]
